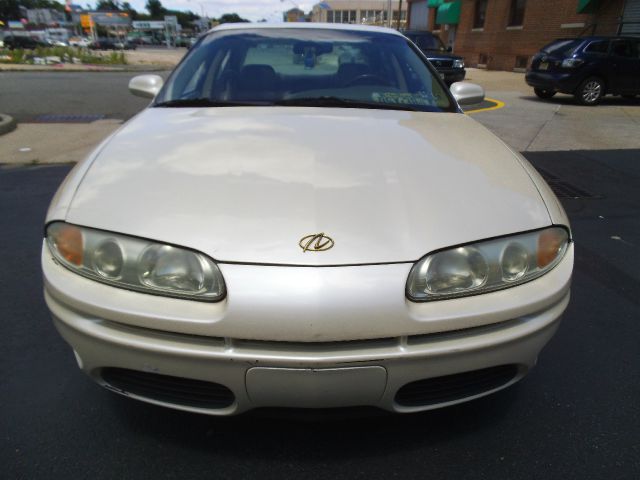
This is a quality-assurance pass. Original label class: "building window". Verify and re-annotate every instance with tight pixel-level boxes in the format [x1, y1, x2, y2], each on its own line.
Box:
[473, 0, 487, 29]
[508, 0, 526, 27]
[515, 55, 529, 69]
[327, 10, 334, 23]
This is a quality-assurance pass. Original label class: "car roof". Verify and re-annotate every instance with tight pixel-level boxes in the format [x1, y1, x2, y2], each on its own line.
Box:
[208, 22, 404, 37]
[575, 35, 639, 41]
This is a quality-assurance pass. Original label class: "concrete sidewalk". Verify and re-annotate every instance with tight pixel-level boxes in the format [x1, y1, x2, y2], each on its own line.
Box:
[465, 68, 640, 152]
[0, 120, 121, 165]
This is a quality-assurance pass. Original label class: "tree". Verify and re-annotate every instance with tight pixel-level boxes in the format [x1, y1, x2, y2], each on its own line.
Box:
[218, 13, 249, 24]
[96, 0, 121, 10]
[145, 0, 166, 18]
[121, 2, 140, 20]
[96, 0, 120, 10]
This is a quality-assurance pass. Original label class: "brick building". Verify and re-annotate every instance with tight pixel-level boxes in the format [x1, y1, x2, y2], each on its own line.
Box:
[406, 0, 640, 71]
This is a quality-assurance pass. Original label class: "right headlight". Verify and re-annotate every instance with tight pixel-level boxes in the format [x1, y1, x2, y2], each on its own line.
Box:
[406, 227, 570, 301]
[45, 222, 225, 302]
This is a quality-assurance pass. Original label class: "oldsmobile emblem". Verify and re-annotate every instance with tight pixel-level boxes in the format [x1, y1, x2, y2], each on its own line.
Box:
[299, 233, 334, 252]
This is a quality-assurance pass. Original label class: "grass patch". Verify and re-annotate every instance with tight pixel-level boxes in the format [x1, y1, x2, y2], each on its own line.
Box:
[0, 46, 127, 65]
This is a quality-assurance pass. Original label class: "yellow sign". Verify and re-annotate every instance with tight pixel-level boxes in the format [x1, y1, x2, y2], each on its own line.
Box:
[80, 14, 93, 28]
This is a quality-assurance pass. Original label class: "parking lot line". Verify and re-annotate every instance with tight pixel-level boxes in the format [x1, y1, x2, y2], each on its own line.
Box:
[466, 98, 506, 114]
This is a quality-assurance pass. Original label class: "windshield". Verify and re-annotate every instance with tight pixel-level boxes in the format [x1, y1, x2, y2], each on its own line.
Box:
[541, 39, 583, 56]
[155, 28, 454, 113]
[404, 32, 446, 52]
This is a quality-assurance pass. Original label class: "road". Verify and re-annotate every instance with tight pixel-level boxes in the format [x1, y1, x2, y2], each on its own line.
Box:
[0, 71, 169, 122]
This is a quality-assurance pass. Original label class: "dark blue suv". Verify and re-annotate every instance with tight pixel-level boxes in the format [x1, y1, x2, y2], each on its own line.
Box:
[404, 31, 466, 85]
[526, 36, 640, 105]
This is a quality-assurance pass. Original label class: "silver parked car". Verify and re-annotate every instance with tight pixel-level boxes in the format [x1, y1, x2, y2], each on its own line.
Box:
[43, 23, 573, 415]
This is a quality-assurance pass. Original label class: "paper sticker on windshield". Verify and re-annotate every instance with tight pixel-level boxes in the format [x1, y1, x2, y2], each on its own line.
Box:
[372, 92, 436, 106]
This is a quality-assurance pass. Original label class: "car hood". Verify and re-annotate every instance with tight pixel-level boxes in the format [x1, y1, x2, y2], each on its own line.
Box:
[64, 107, 551, 265]
[423, 51, 463, 61]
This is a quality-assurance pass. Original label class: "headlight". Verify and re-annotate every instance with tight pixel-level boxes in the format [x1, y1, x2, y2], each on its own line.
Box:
[561, 58, 583, 69]
[406, 227, 569, 301]
[46, 222, 225, 301]
[453, 59, 465, 69]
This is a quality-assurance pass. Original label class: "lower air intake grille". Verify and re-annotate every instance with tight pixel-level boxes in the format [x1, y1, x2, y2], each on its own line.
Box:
[101, 368, 235, 409]
[395, 364, 519, 407]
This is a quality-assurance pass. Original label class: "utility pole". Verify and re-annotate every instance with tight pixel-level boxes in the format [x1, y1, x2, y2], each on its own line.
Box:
[396, 0, 403, 30]
[386, 0, 392, 27]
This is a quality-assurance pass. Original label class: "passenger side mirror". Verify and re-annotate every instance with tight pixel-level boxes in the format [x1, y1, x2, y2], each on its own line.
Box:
[129, 74, 164, 99]
[450, 82, 485, 106]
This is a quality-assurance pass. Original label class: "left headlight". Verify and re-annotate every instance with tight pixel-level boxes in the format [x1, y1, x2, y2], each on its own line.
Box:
[45, 222, 225, 302]
[453, 59, 465, 69]
[406, 227, 570, 302]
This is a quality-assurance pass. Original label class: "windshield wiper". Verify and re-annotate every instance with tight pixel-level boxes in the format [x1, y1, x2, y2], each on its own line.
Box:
[154, 98, 273, 108]
[274, 96, 422, 112]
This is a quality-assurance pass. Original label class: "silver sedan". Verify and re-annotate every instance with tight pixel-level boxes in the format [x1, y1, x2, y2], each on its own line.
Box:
[43, 23, 573, 415]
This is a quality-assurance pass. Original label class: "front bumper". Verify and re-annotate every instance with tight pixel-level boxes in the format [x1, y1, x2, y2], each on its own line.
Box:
[525, 70, 581, 94]
[43, 242, 573, 415]
[437, 68, 466, 84]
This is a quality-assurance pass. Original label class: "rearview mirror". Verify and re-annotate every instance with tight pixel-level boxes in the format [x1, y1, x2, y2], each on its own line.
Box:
[129, 74, 163, 99]
[450, 82, 485, 106]
[293, 41, 333, 55]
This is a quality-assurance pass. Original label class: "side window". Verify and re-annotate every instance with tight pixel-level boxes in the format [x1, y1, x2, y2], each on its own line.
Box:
[611, 40, 633, 58]
[584, 41, 609, 55]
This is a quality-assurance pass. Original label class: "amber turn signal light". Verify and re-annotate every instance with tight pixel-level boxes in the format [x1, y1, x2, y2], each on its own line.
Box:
[537, 228, 564, 268]
[51, 223, 83, 266]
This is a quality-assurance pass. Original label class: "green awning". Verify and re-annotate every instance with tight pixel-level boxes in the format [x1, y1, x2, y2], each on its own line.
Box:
[436, 1, 461, 25]
[428, 0, 444, 7]
[577, 0, 599, 14]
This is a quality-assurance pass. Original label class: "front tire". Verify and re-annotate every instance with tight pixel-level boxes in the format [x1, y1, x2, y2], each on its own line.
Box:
[575, 77, 605, 106]
[534, 88, 556, 99]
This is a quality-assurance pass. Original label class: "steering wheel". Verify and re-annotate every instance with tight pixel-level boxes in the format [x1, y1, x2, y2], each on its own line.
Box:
[343, 74, 393, 87]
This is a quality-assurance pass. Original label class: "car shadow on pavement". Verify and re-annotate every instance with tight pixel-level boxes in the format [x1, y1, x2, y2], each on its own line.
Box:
[518, 94, 640, 107]
[107, 384, 521, 458]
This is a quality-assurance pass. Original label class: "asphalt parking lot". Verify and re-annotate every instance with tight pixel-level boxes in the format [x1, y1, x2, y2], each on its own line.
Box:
[2, 148, 639, 479]
[1, 67, 639, 479]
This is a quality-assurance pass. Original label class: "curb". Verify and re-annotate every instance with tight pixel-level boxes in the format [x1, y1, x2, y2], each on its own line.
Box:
[0, 114, 17, 136]
[0, 64, 171, 73]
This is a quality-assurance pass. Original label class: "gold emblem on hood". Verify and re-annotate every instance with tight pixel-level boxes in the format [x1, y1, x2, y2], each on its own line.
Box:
[299, 233, 334, 252]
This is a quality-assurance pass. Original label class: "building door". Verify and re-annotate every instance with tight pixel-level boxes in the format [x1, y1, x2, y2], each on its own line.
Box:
[447, 25, 457, 51]
[621, 0, 640, 34]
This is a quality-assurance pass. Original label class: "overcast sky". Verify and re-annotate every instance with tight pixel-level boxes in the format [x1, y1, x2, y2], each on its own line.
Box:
[64, 1, 318, 22]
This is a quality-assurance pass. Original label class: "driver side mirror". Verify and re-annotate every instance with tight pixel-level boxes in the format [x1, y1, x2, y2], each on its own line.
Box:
[450, 82, 485, 106]
[447, 46, 453, 53]
[129, 74, 164, 99]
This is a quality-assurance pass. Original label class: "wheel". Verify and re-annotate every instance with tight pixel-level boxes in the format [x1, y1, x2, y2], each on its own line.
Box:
[534, 88, 556, 99]
[575, 77, 605, 106]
